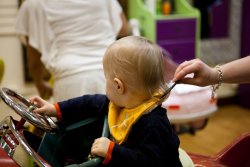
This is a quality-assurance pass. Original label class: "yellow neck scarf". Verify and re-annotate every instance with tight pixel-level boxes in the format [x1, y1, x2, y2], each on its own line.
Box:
[108, 94, 162, 145]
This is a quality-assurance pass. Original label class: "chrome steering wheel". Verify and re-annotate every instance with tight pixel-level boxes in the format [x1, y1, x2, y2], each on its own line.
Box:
[0, 87, 57, 133]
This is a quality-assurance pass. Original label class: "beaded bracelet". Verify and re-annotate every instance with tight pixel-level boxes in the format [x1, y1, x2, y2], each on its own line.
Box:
[211, 64, 223, 100]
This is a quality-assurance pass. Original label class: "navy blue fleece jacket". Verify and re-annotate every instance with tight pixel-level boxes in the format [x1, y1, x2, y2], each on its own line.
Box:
[57, 94, 182, 167]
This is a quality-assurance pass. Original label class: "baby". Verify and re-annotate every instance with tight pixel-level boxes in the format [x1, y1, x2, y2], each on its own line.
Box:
[30, 36, 182, 167]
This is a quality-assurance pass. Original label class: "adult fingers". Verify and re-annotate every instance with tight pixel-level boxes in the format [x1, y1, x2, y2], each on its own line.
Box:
[173, 60, 199, 82]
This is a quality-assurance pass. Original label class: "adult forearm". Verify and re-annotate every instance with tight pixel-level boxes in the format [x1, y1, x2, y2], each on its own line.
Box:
[29, 64, 46, 87]
[220, 56, 250, 84]
[27, 43, 45, 86]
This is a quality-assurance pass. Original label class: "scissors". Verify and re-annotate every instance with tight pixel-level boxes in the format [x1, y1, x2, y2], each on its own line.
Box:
[158, 81, 179, 104]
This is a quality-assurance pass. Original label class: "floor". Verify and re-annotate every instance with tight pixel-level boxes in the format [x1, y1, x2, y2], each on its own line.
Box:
[178, 104, 250, 156]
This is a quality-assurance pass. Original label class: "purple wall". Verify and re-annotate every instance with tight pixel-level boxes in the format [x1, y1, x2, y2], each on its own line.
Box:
[238, 0, 250, 108]
[210, 0, 230, 38]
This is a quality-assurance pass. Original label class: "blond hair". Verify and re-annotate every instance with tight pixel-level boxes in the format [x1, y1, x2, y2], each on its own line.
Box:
[103, 36, 167, 97]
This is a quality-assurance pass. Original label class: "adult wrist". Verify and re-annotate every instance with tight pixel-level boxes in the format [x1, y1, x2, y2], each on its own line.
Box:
[211, 65, 223, 100]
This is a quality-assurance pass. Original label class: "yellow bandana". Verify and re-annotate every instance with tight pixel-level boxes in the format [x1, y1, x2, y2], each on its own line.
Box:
[108, 94, 163, 145]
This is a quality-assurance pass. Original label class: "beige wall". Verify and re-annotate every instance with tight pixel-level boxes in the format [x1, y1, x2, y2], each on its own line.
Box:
[0, 0, 37, 120]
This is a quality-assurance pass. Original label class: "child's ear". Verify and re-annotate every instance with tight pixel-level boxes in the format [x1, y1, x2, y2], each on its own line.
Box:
[114, 78, 125, 94]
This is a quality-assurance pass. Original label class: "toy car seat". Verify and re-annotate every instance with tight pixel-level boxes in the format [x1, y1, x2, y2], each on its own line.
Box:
[38, 115, 109, 167]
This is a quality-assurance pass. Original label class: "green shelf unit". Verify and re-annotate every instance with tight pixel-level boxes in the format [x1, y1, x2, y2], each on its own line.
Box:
[128, 0, 201, 59]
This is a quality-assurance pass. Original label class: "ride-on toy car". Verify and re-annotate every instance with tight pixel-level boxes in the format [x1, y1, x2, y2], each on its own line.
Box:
[0, 87, 109, 167]
[0, 87, 250, 167]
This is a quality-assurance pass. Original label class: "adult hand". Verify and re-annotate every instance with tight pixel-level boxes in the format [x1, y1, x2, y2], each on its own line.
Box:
[173, 59, 218, 86]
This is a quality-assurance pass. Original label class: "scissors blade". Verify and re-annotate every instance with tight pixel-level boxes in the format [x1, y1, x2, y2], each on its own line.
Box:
[158, 81, 179, 104]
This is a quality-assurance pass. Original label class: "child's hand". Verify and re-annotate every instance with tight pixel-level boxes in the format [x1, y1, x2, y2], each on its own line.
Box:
[29, 96, 57, 117]
[91, 137, 110, 158]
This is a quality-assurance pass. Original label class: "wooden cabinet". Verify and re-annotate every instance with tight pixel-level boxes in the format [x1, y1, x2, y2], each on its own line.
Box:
[128, 0, 201, 64]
